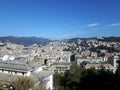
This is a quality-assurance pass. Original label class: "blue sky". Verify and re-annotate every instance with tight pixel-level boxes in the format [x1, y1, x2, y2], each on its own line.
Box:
[0, 0, 120, 40]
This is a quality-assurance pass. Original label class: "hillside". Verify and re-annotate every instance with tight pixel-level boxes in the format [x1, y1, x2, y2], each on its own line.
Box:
[96, 36, 120, 42]
[0, 36, 51, 46]
[66, 36, 120, 43]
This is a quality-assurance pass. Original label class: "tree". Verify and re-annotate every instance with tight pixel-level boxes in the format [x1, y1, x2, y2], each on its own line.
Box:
[11, 76, 33, 90]
[80, 69, 120, 90]
[54, 65, 84, 90]
[54, 65, 120, 90]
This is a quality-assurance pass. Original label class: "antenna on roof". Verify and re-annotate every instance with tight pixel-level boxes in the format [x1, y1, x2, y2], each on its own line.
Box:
[9, 56, 15, 61]
[2, 55, 9, 61]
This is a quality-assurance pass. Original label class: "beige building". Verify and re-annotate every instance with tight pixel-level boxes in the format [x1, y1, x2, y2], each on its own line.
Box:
[77, 57, 102, 65]
[43, 64, 71, 73]
[85, 63, 114, 72]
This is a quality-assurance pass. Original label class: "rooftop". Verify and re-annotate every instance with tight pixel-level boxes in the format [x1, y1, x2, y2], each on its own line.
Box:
[0, 60, 41, 72]
[31, 71, 54, 83]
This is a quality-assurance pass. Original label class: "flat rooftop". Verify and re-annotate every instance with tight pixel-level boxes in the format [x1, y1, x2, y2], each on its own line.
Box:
[31, 71, 54, 82]
[0, 60, 41, 72]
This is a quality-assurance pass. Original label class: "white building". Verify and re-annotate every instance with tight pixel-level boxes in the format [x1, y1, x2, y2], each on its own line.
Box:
[0, 59, 54, 90]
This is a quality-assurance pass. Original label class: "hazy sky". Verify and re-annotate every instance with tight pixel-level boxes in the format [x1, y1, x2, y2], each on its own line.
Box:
[0, 0, 120, 40]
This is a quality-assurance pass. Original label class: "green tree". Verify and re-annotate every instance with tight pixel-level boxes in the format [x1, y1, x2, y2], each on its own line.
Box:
[54, 65, 120, 90]
[54, 65, 84, 90]
[80, 69, 120, 90]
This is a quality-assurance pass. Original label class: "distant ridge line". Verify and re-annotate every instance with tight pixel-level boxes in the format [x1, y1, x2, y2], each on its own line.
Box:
[0, 36, 51, 46]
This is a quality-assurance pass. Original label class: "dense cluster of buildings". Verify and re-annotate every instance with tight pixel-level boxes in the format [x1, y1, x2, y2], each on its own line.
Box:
[0, 37, 120, 89]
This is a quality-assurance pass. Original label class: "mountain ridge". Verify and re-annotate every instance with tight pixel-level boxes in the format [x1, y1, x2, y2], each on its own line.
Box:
[63, 36, 120, 43]
[1, 36, 120, 46]
[0, 36, 51, 46]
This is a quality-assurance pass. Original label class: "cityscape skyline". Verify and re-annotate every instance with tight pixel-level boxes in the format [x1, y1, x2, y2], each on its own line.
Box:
[0, 0, 120, 40]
